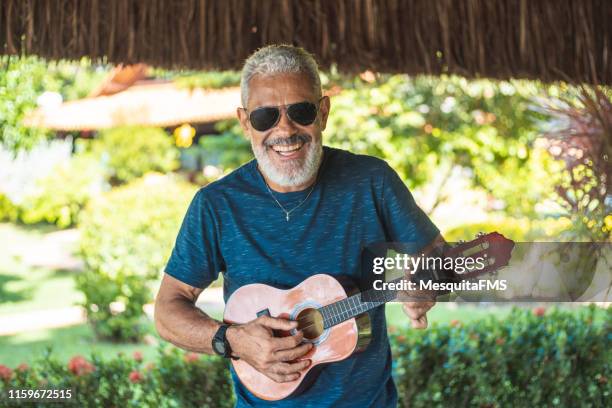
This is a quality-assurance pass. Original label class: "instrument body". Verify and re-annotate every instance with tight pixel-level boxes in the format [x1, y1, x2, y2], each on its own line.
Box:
[224, 274, 370, 401]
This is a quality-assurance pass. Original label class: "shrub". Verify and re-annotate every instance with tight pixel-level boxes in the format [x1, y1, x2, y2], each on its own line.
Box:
[18, 153, 106, 228]
[94, 126, 179, 184]
[0, 193, 19, 222]
[77, 174, 197, 341]
[392, 305, 611, 407]
[0, 347, 234, 408]
[444, 217, 572, 242]
[0, 307, 607, 407]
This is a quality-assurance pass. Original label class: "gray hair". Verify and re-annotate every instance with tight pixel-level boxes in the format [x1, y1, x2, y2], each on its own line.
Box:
[240, 44, 322, 108]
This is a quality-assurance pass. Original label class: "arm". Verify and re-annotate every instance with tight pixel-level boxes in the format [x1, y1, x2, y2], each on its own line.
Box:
[154, 273, 220, 354]
[154, 273, 313, 382]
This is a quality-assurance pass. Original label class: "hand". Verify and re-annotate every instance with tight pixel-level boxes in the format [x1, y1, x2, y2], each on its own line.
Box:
[401, 293, 436, 329]
[226, 315, 312, 383]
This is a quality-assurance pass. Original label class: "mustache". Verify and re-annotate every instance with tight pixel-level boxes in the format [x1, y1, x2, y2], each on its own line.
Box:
[264, 133, 311, 147]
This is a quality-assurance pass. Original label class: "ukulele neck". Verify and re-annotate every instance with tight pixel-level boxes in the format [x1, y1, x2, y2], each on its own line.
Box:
[319, 284, 399, 329]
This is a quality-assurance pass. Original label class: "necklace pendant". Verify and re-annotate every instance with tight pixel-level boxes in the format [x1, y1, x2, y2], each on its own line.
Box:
[285, 213, 290, 222]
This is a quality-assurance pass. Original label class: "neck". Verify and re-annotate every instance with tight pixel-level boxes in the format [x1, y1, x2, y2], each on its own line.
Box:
[319, 281, 400, 329]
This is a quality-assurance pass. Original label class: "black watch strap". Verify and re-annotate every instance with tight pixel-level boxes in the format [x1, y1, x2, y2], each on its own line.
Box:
[212, 324, 239, 360]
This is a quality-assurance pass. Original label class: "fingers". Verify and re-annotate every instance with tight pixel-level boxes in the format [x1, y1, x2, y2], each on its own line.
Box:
[273, 342, 313, 361]
[410, 314, 428, 329]
[259, 315, 298, 331]
[402, 301, 435, 320]
[270, 331, 304, 351]
[266, 372, 300, 383]
[403, 301, 434, 330]
[265, 360, 311, 383]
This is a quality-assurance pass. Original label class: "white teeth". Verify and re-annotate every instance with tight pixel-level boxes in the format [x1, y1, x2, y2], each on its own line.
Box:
[272, 143, 303, 153]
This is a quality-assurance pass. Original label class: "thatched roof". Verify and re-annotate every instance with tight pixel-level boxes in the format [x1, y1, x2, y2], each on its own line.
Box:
[2, 0, 611, 85]
[23, 83, 240, 130]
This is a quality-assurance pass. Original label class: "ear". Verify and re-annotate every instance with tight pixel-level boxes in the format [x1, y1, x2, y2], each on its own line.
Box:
[318, 96, 331, 131]
[237, 107, 251, 138]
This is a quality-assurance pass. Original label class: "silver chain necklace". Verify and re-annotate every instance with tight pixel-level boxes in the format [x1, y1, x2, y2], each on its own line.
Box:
[263, 180, 316, 221]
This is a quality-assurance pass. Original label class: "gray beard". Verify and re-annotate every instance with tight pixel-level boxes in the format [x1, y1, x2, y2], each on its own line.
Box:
[252, 140, 323, 188]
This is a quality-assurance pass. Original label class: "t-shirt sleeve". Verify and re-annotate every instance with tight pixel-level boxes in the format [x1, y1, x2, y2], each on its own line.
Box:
[380, 163, 440, 251]
[165, 189, 224, 289]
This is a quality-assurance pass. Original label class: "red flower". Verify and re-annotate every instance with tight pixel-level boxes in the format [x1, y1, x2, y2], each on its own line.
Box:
[17, 363, 29, 372]
[533, 307, 546, 317]
[129, 370, 143, 383]
[396, 335, 406, 342]
[133, 351, 143, 362]
[450, 319, 460, 327]
[68, 356, 95, 376]
[495, 338, 505, 346]
[184, 352, 200, 363]
[0, 364, 13, 381]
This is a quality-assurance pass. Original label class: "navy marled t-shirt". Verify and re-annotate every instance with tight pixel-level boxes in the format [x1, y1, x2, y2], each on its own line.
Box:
[165, 146, 439, 407]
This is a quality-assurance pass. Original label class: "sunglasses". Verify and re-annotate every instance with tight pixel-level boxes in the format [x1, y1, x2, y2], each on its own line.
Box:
[245, 98, 323, 132]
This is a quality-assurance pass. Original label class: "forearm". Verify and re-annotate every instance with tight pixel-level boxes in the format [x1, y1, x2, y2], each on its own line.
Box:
[154, 296, 222, 354]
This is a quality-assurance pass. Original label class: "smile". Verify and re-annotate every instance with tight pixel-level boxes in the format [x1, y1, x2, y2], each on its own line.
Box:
[271, 142, 305, 157]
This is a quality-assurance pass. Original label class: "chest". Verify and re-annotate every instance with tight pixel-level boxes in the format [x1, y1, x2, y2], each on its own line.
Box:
[217, 182, 387, 292]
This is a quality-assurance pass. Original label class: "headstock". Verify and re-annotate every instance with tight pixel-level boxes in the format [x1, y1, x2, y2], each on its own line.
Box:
[446, 232, 515, 279]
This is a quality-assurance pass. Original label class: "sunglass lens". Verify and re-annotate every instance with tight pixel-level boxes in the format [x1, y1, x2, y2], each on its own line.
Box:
[250, 107, 280, 131]
[287, 102, 318, 126]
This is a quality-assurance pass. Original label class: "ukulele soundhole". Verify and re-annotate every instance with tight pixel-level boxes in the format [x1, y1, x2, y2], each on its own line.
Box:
[295, 308, 324, 340]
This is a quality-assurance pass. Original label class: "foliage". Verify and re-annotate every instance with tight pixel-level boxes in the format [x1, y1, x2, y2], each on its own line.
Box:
[445, 217, 572, 242]
[392, 305, 611, 407]
[0, 193, 19, 222]
[0, 307, 607, 407]
[77, 175, 197, 341]
[199, 120, 253, 171]
[17, 151, 106, 228]
[171, 70, 241, 90]
[0, 56, 108, 153]
[542, 86, 612, 241]
[323, 74, 557, 217]
[93, 126, 180, 184]
[0, 346, 234, 408]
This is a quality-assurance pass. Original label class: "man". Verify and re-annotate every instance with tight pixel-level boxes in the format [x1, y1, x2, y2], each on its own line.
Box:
[155, 44, 440, 407]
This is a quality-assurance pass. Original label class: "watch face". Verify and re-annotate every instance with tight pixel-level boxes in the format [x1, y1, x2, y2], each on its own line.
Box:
[213, 339, 226, 355]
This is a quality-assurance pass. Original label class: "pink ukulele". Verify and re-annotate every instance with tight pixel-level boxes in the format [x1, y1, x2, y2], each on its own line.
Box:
[224, 232, 514, 400]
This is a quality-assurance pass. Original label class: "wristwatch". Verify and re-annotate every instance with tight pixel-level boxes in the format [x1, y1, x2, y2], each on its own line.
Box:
[212, 324, 238, 359]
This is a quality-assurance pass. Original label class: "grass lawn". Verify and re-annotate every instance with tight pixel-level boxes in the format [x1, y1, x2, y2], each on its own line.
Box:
[0, 223, 84, 315]
[0, 323, 161, 368]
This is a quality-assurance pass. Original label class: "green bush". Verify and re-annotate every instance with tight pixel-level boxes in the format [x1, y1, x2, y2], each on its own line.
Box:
[0, 346, 234, 408]
[392, 306, 611, 407]
[0, 193, 19, 222]
[77, 174, 197, 341]
[444, 217, 572, 242]
[199, 120, 253, 170]
[94, 127, 179, 184]
[0, 307, 607, 406]
[18, 153, 106, 228]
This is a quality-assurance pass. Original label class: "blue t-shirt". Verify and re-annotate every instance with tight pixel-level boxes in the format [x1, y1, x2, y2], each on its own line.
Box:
[165, 146, 439, 408]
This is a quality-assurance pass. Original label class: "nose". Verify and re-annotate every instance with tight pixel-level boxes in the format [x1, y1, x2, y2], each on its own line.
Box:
[274, 107, 298, 134]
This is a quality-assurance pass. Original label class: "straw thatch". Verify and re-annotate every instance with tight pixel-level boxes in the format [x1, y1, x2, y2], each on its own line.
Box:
[2, 0, 611, 84]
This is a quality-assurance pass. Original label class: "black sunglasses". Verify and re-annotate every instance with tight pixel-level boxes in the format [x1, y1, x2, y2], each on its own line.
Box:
[245, 98, 323, 132]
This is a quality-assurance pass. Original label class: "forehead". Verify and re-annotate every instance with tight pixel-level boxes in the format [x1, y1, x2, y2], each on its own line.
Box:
[247, 73, 316, 109]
